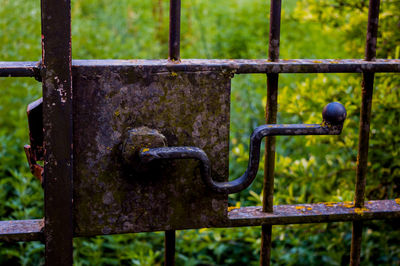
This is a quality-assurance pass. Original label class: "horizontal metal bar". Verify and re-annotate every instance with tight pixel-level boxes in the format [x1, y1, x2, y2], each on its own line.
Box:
[0, 61, 40, 77]
[1, 59, 399, 76]
[4, 200, 395, 241]
[0, 219, 44, 242]
[227, 200, 400, 227]
[76, 199, 399, 237]
[72, 59, 400, 73]
[0, 203, 396, 242]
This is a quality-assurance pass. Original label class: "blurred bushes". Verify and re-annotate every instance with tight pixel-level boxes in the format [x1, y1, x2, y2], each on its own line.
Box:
[0, 0, 399, 265]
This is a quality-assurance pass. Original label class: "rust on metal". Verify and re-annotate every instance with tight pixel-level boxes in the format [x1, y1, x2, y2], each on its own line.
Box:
[227, 200, 400, 227]
[354, 0, 381, 209]
[0, 219, 44, 242]
[24, 145, 43, 183]
[41, 0, 74, 263]
[351, 1, 381, 265]
[365, 0, 381, 61]
[262, 74, 279, 212]
[71, 59, 400, 74]
[354, 73, 375, 208]
[267, 0, 282, 62]
[1, 59, 399, 78]
[0, 200, 399, 243]
[261, 72, 278, 266]
[351, 221, 364, 266]
[261, 1, 282, 265]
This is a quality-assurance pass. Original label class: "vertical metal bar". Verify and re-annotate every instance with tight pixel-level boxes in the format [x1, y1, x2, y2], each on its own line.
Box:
[169, 0, 181, 61]
[364, 0, 380, 62]
[354, 73, 375, 207]
[260, 1, 281, 265]
[267, 0, 282, 62]
[350, 1, 380, 265]
[164, 230, 176, 266]
[166, 1, 180, 263]
[40, 0, 73, 264]
[350, 221, 364, 266]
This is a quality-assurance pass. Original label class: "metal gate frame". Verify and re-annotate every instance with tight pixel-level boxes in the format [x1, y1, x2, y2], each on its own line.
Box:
[0, 0, 399, 265]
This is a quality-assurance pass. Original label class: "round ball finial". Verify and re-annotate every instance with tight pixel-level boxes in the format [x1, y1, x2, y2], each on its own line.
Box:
[322, 102, 347, 125]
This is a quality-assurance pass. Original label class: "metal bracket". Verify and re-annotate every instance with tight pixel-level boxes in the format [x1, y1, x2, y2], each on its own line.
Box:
[24, 98, 44, 184]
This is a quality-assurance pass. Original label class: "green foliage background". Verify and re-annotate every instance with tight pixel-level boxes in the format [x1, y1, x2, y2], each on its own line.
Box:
[0, 0, 399, 265]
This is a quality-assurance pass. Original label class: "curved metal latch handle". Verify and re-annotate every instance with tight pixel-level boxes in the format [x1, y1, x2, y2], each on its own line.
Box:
[140, 102, 347, 194]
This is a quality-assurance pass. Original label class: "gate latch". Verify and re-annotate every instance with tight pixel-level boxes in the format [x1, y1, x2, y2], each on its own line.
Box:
[139, 102, 347, 194]
[24, 99, 346, 194]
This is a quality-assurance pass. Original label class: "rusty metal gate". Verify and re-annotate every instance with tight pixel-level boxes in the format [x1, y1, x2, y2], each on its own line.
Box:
[0, 0, 399, 265]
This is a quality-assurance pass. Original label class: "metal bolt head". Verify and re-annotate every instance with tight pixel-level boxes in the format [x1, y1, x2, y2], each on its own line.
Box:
[322, 102, 347, 125]
[122, 127, 167, 164]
